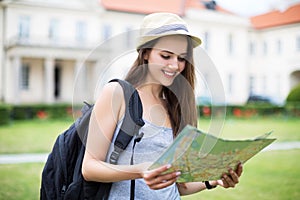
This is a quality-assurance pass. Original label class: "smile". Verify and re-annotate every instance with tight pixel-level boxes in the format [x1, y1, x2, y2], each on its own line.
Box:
[163, 70, 177, 77]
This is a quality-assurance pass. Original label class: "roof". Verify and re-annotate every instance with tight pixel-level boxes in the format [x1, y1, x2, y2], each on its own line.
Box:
[250, 3, 300, 29]
[185, 0, 232, 14]
[101, 0, 186, 16]
[100, 0, 232, 16]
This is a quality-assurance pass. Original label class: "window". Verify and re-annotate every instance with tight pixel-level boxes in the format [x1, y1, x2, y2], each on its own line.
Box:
[296, 35, 300, 51]
[20, 63, 30, 90]
[49, 19, 60, 41]
[102, 24, 112, 41]
[76, 21, 87, 42]
[263, 41, 268, 55]
[203, 31, 209, 50]
[228, 34, 233, 55]
[18, 16, 30, 39]
[276, 39, 282, 54]
[227, 73, 233, 94]
[249, 41, 255, 55]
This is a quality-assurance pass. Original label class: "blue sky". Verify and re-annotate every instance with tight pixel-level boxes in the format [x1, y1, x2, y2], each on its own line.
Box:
[215, 0, 300, 17]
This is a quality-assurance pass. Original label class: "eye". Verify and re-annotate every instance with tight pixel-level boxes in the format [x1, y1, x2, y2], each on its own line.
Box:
[161, 54, 170, 60]
[177, 56, 186, 62]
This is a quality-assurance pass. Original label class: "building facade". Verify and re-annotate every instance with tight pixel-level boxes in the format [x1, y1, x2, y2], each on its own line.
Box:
[1, 0, 108, 104]
[0, 0, 299, 105]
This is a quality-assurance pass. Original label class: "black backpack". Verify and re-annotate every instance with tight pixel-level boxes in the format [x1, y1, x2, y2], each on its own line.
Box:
[40, 79, 145, 200]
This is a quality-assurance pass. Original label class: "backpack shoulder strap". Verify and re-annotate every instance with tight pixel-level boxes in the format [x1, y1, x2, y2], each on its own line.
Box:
[108, 79, 145, 164]
[75, 102, 94, 145]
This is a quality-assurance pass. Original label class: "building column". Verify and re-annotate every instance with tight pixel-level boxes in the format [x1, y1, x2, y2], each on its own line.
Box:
[12, 56, 21, 104]
[93, 58, 108, 98]
[73, 60, 86, 103]
[44, 57, 54, 103]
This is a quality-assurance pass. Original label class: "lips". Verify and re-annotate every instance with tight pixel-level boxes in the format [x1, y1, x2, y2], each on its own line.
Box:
[162, 70, 177, 77]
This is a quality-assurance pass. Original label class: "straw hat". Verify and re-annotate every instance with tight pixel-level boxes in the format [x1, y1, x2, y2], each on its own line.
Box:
[136, 12, 202, 50]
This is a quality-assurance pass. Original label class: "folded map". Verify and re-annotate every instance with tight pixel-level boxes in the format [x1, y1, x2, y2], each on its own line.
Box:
[149, 125, 276, 182]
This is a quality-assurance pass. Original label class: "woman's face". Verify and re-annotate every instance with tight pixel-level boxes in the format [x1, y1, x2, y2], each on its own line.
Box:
[144, 35, 188, 86]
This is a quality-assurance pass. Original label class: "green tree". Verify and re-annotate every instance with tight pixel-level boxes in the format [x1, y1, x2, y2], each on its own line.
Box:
[286, 83, 300, 102]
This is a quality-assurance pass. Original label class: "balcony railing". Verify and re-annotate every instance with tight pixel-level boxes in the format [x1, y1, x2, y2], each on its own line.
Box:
[6, 36, 97, 50]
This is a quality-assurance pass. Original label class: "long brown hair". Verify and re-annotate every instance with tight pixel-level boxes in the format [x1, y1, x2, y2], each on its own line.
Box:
[125, 36, 197, 137]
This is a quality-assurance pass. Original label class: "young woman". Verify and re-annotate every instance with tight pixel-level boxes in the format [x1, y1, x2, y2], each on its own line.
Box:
[82, 12, 243, 199]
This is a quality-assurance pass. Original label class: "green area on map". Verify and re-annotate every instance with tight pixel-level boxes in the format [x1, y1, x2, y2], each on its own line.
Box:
[149, 125, 276, 182]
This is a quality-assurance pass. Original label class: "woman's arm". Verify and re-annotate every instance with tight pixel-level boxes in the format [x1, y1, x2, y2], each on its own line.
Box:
[81, 82, 180, 188]
[82, 82, 142, 182]
[178, 163, 243, 196]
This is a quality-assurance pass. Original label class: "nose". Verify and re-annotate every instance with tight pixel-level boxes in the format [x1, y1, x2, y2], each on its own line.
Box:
[167, 57, 179, 71]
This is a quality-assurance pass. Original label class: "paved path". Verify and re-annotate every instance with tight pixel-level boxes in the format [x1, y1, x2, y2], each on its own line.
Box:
[0, 153, 49, 164]
[263, 141, 300, 151]
[0, 141, 300, 164]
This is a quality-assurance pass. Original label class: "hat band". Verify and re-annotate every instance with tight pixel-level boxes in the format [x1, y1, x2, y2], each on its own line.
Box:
[146, 24, 188, 35]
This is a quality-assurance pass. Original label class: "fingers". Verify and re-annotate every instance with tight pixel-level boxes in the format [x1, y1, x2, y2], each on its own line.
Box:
[143, 164, 181, 190]
[220, 163, 243, 188]
[236, 162, 243, 177]
[143, 164, 171, 181]
[147, 173, 179, 190]
[221, 170, 237, 188]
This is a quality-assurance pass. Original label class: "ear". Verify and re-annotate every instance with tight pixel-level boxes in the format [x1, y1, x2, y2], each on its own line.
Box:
[143, 50, 149, 61]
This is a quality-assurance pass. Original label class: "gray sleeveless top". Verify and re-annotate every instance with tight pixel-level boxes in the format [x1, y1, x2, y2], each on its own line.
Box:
[106, 119, 181, 200]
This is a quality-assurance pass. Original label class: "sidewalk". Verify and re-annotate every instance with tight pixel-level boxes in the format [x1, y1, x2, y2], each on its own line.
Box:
[1, 141, 300, 164]
[0, 153, 49, 164]
[263, 141, 300, 151]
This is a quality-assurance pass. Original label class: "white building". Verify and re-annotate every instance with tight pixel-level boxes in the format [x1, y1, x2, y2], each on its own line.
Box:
[0, 0, 108, 104]
[0, 0, 299, 105]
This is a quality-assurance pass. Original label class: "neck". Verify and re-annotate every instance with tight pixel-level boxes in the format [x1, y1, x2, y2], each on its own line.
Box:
[137, 83, 163, 100]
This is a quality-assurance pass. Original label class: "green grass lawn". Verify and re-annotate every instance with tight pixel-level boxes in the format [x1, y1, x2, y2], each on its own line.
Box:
[199, 116, 300, 141]
[0, 150, 299, 200]
[0, 116, 299, 154]
[0, 117, 299, 199]
[0, 163, 43, 200]
[0, 119, 73, 154]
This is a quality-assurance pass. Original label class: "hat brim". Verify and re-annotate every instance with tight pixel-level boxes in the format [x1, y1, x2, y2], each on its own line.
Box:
[137, 32, 202, 50]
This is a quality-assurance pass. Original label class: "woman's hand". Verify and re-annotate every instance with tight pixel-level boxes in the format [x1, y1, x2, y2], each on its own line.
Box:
[177, 163, 243, 196]
[142, 164, 181, 190]
[213, 162, 243, 188]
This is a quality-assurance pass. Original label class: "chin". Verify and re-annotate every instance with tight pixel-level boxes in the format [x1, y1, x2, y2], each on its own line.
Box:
[161, 79, 175, 87]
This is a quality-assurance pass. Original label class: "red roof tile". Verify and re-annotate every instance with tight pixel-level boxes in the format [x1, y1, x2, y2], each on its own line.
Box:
[101, 0, 232, 16]
[251, 3, 300, 29]
[101, 0, 186, 16]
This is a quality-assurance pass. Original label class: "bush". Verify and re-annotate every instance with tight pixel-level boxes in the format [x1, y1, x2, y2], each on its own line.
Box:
[285, 84, 300, 116]
[0, 103, 76, 125]
[31, 104, 73, 119]
[285, 102, 300, 117]
[287, 83, 300, 102]
[197, 104, 286, 118]
[10, 104, 73, 121]
[12, 105, 33, 120]
[46, 104, 71, 119]
[0, 104, 12, 125]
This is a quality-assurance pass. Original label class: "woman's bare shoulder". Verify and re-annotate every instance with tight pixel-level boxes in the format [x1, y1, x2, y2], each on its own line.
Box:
[96, 81, 124, 101]
[94, 81, 125, 121]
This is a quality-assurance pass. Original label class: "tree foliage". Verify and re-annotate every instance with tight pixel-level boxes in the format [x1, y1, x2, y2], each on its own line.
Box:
[287, 83, 300, 102]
